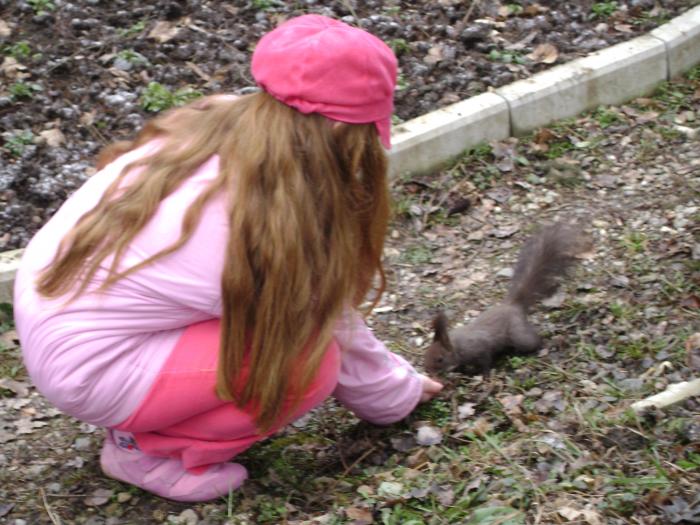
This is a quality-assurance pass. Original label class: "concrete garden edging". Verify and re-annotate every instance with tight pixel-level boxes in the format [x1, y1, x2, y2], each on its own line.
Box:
[1, 5, 700, 304]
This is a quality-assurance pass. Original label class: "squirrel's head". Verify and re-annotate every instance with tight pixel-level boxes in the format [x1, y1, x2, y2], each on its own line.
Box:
[424, 312, 460, 373]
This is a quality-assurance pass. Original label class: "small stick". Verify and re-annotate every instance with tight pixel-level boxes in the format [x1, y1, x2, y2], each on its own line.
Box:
[40, 488, 63, 525]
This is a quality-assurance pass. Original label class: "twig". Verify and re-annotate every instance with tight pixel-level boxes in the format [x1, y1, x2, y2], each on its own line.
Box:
[460, 0, 480, 28]
[340, 445, 377, 478]
[40, 488, 63, 525]
[339, 0, 360, 23]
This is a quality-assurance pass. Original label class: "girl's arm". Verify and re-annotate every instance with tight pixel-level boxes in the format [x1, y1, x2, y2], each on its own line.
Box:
[331, 310, 442, 425]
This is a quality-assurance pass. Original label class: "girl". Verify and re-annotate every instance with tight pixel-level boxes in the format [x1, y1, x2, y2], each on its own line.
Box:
[14, 14, 443, 502]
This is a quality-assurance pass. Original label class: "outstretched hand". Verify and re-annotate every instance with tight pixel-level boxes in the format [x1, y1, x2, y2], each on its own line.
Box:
[418, 374, 444, 403]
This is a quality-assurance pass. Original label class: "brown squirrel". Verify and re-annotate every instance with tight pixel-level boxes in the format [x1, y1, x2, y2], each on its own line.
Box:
[424, 222, 587, 375]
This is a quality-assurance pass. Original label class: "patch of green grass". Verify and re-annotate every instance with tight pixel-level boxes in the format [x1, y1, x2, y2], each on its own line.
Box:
[3, 130, 35, 157]
[140, 82, 202, 112]
[488, 49, 526, 65]
[653, 83, 692, 111]
[396, 73, 409, 91]
[594, 107, 622, 128]
[116, 49, 149, 66]
[686, 65, 700, 81]
[620, 231, 648, 254]
[118, 20, 146, 38]
[27, 0, 55, 15]
[3, 41, 32, 61]
[506, 4, 524, 15]
[379, 503, 427, 525]
[389, 38, 410, 56]
[544, 140, 575, 159]
[401, 245, 433, 265]
[590, 1, 618, 18]
[8, 81, 42, 101]
[252, 0, 284, 10]
[411, 399, 452, 426]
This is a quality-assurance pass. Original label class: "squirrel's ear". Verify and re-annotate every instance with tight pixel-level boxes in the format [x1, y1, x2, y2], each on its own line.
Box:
[432, 312, 454, 351]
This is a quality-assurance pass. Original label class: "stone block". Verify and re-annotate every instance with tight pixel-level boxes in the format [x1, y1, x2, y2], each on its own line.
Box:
[651, 5, 700, 79]
[497, 35, 667, 135]
[389, 92, 509, 178]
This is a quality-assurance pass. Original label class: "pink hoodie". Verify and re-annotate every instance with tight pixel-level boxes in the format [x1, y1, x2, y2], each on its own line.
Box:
[14, 143, 423, 429]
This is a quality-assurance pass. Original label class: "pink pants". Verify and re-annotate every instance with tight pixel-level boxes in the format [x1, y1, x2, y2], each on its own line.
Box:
[114, 319, 341, 472]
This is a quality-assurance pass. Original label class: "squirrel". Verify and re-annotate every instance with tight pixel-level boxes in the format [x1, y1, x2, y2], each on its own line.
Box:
[424, 222, 588, 375]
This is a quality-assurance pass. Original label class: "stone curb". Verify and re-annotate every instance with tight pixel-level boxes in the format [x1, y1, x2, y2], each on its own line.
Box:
[1, 6, 700, 304]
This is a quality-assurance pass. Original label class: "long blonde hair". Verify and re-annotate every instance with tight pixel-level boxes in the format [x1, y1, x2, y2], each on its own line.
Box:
[36, 93, 391, 431]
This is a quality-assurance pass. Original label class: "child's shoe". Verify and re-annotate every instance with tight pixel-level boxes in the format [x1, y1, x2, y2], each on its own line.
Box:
[100, 430, 247, 502]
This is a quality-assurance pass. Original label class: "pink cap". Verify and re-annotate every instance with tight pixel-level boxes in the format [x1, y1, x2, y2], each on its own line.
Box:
[251, 14, 397, 149]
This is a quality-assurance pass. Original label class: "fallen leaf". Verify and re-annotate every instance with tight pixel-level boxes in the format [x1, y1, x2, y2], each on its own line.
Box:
[0, 503, 14, 518]
[424, 45, 444, 64]
[0, 56, 28, 79]
[377, 481, 403, 499]
[686, 333, 700, 371]
[391, 434, 417, 452]
[345, 507, 373, 524]
[458, 402, 476, 419]
[39, 129, 65, 148]
[16, 418, 48, 434]
[0, 378, 29, 397]
[434, 484, 454, 506]
[491, 224, 520, 238]
[0, 19, 11, 37]
[534, 390, 566, 413]
[523, 3, 548, 16]
[416, 425, 443, 446]
[680, 295, 700, 310]
[614, 23, 633, 33]
[80, 110, 97, 126]
[148, 20, 181, 43]
[84, 488, 113, 507]
[0, 329, 19, 350]
[527, 43, 559, 64]
[498, 394, 524, 416]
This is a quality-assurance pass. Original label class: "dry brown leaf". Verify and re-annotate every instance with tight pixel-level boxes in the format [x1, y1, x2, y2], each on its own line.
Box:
[0, 378, 29, 397]
[458, 402, 476, 419]
[424, 45, 444, 64]
[39, 128, 65, 148]
[80, 110, 97, 126]
[524, 4, 548, 15]
[527, 43, 559, 64]
[0, 19, 11, 37]
[0, 329, 19, 350]
[148, 20, 181, 43]
[498, 394, 524, 416]
[686, 333, 700, 371]
[0, 56, 28, 79]
[614, 23, 633, 33]
[557, 507, 603, 525]
[345, 507, 373, 524]
[84, 488, 114, 507]
[680, 295, 700, 310]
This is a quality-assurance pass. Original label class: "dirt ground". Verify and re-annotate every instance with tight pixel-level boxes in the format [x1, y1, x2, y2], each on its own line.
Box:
[1, 63, 699, 523]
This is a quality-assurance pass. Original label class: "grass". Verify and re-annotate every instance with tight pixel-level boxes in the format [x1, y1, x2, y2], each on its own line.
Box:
[3, 130, 35, 157]
[117, 20, 146, 38]
[9, 81, 42, 101]
[139, 82, 202, 112]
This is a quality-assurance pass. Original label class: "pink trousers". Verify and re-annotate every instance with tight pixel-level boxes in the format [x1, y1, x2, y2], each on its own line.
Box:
[114, 319, 341, 472]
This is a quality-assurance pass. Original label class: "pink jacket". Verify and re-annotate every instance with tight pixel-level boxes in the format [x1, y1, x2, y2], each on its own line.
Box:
[14, 143, 423, 428]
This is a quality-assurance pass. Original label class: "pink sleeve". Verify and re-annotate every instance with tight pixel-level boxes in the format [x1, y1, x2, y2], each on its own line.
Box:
[331, 310, 423, 425]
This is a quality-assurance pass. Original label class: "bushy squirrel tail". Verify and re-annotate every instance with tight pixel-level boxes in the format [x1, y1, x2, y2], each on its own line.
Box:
[506, 222, 586, 311]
